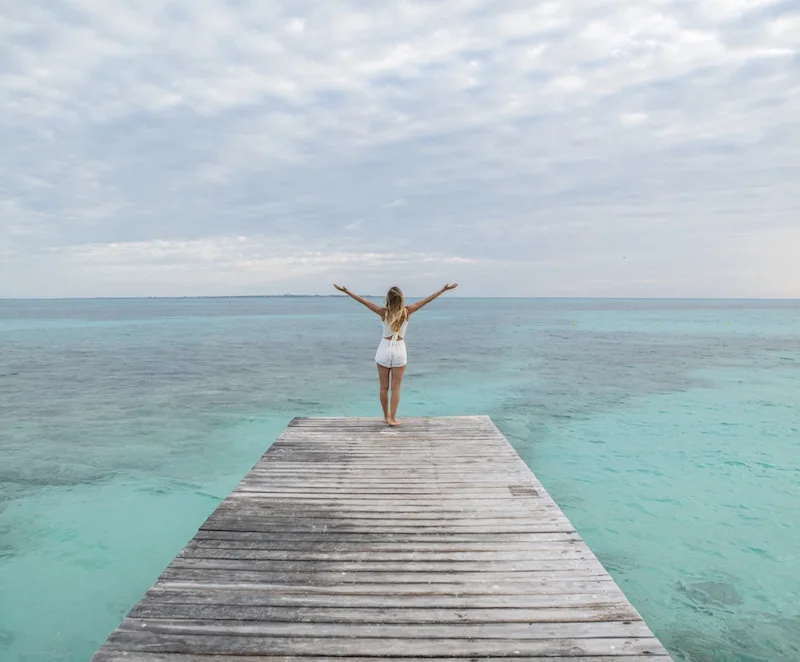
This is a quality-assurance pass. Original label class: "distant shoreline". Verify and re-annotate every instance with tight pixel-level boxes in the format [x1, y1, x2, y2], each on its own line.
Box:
[2, 295, 799, 302]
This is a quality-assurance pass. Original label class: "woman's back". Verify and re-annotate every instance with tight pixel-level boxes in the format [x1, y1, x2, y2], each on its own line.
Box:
[382, 309, 408, 339]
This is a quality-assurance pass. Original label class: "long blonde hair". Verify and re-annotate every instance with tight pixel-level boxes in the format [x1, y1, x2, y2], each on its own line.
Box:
[384, 286, 407, 333]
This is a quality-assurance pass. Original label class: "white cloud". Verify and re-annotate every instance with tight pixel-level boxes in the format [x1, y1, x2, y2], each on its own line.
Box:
[620, 112, 649, 126]
[0, 0, 798, 297]
[0, 235, 483, 297]
[286, 18, 306, 35]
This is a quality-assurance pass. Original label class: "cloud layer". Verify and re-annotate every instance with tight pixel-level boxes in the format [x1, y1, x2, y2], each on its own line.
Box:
[1, 0, 798, 297]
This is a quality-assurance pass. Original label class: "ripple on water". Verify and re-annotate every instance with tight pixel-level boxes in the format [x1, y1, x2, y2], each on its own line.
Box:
[596, 550, 641, 576]
[0, 627, 14, 650]
[667, 611, 800, 662]
[676, 576, 744, 613]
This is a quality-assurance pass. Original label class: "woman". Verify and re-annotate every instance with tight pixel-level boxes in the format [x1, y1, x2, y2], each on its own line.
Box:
[333, 283, 458, 426]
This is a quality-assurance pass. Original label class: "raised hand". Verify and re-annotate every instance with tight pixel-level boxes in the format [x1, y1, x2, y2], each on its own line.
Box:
[443, 283, 459, 291]
[333, 284, 348, 293]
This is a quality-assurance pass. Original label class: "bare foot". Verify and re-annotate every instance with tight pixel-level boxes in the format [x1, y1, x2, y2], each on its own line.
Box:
[384, 417, 390, 425]
[388, 419, 401, 426]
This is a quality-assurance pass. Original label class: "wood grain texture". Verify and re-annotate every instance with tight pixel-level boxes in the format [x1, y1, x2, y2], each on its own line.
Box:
[92, 416, 671, 660]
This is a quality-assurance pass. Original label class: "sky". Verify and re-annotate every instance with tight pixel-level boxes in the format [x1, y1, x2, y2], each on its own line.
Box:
[1, 0, 798, 299]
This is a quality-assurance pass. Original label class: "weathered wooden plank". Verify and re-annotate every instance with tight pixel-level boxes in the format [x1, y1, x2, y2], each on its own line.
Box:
[200, 519, 576, 534]
[211, 507, 564, 519]
[261, 444, 515, 449]
[218, 498, 552, 508]
[235, 483, 539, 491]
[227, 482, 549, 491]
[221, 495, 548, 507]
[234, 485, 539, 493]
[253, 460, 506, 466]
[194, 530, 584, 543]
[116, 618, 655, 639]
[232, 486, 540, 496]
[158, 570, 613, 585]
[210, 503, 562, 515]
[288, 415, 490, 423]
[206, 513, 565, 524]
[167, 557, 605, 573]
[92, 416, 671, 660]
[244, 460, 530, 465]
[144, 587, 632, 609]
[130, 602, 641, 623]
[205, 507, 567, 520]
[95, 654, 669, 662]
[179, 547, 593, 561]
[152, 579, 623, 595]
[103, 632, 667, 656]
[184, 538, 588, 552]
[204, 513, 572, 526]
[250, 462, 523, 467]
[219, 500, 556, 512]
[247, 457, 521, 463]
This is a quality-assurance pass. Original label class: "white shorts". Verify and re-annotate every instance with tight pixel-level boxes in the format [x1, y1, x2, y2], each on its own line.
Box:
[375, 338, 407, 368]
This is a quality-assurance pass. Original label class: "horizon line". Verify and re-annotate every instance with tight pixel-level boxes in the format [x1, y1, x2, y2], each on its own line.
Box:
[2, 295, 799, 302]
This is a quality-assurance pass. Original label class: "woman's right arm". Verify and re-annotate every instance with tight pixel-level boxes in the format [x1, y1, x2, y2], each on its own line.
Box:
[333, 284, 385, 316]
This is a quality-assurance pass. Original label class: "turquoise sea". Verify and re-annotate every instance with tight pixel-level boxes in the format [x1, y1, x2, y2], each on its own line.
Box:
[1, 297, 798, 661]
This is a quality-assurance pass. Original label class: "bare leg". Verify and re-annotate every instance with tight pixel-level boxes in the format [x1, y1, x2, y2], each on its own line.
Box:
[388, 365, 406, 426]
[377, 364, 390, 423]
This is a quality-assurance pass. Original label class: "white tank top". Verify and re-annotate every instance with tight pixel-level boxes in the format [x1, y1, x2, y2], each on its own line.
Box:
[382, 310, 408, 340]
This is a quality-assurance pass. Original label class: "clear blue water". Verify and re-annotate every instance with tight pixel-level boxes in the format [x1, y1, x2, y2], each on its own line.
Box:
[1, 297, 798, 661]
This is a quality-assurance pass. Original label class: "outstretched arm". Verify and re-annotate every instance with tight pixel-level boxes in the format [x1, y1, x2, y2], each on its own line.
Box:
[406, 283, 458, 314]
[333, 284, 385, 316]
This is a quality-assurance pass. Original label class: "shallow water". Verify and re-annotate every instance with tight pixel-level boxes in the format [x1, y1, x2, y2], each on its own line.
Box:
[1, 297, 798, 661]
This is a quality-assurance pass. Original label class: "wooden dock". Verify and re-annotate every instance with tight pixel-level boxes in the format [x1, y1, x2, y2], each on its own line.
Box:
[93, 416, 671, 660]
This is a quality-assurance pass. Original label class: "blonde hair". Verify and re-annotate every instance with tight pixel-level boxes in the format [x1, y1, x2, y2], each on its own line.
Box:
[384, 286, 407, 333]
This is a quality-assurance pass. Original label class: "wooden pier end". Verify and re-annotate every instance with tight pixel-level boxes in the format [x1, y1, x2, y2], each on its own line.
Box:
[93, 415, 671, 660]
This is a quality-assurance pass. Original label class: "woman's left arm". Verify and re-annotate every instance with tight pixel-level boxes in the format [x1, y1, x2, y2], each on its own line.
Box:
[406, 283, 458, 314]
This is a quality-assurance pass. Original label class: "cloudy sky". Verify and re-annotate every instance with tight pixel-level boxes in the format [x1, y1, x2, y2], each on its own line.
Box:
[1, 0, 798, 298]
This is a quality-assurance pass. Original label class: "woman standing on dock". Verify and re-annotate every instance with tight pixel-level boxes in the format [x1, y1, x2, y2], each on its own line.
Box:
[333, 283, 458, 426]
